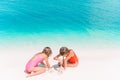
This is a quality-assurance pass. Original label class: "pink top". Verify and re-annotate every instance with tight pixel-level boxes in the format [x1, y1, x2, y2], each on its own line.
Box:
[25, 53, 44, 73]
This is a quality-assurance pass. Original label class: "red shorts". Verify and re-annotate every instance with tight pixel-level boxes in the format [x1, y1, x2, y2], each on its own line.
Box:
[68, 54, 78, 64]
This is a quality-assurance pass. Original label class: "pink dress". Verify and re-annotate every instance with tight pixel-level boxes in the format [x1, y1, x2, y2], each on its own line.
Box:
[25, 53, 44, 73]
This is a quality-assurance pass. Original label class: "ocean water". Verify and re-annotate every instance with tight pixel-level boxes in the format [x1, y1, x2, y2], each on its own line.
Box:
[0, 0, 120, 56]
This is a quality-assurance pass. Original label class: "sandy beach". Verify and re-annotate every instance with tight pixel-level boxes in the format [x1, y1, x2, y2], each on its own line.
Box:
[1, 46, 120, 80]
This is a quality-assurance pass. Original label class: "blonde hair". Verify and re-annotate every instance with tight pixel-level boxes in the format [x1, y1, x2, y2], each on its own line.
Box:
[42, 47, 52, 57]
[59, 47, 69, 56]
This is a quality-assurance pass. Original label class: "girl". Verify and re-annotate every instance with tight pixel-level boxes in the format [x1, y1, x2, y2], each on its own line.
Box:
[54, 47, 78, 70]
[25, 47, 52, 77]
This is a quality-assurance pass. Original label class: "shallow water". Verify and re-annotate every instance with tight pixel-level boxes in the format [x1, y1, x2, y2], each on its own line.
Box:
[0, 0, 120, 55]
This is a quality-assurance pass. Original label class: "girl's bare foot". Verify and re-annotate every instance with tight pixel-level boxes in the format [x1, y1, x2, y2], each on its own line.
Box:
[26, 72, 34, 78]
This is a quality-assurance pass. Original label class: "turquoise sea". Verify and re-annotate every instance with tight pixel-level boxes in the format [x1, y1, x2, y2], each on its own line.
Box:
[0, 0, 120, 53]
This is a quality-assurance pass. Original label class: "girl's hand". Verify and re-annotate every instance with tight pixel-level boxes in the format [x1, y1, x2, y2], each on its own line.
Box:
[54, 57, 58, 60]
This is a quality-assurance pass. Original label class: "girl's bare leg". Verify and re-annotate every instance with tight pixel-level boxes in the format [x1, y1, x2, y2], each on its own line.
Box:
[26, 67, 46, 77]
[66, 62, 78, 67]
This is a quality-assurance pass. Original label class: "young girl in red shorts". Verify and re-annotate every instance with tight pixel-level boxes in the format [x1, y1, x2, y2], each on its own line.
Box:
[54, 47, 78, 70]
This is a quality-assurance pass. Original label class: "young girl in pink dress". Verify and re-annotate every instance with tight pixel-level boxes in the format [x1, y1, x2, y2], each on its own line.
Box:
[25, 47, 52, 77]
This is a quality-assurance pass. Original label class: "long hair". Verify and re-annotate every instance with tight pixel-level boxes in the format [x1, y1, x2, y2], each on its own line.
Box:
[59, 47, 69, 56]
[42, 47, 52, 57]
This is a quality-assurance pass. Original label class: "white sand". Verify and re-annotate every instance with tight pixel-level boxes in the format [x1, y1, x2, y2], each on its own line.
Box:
[0, 48, 120, 80]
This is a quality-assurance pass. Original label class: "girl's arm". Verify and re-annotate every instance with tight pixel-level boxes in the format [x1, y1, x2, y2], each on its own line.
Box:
[44, 57, 50, 68]
[63, 50, 74, 69]
[54, 54, 61, 60]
